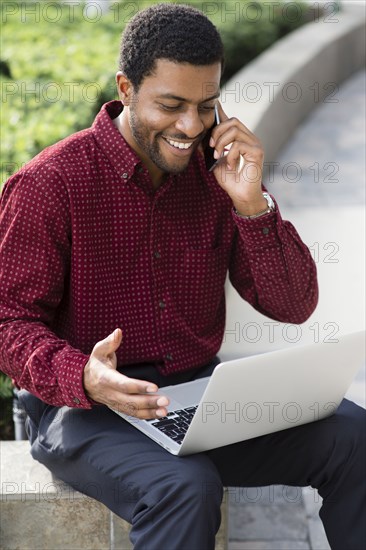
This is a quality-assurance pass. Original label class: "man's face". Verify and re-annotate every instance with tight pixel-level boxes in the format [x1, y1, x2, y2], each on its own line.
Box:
[121, 59, 221, 178]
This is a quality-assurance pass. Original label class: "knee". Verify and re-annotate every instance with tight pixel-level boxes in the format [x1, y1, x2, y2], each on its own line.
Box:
[322, 400, 365, 464]
[128, 457, 223, 547]
[181, 457, 223, 507]
[334, 399, 365, 447]
[153, 455, 223, 511]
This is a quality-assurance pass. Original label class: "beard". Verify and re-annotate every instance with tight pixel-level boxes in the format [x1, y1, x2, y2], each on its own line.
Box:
[128, 106, 200, 175]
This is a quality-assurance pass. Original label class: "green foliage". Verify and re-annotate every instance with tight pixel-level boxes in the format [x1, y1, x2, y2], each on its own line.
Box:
[1, 0, 120, 186]
[0, 399, 14, 439]
[0, 373, 13, 440]
[0, 372, 13, 399]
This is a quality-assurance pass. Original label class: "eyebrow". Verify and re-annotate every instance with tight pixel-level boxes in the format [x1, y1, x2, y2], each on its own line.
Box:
[157, 92, 220, 103]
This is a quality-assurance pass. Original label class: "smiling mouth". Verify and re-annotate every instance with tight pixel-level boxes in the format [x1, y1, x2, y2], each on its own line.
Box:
[162, 136, 195, 150]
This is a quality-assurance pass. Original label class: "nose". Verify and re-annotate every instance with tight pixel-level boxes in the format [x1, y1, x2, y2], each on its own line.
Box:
[175, 109, 204, 139]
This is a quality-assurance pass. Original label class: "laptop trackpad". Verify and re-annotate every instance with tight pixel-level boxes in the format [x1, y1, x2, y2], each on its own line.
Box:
[160, 377, 210, 411]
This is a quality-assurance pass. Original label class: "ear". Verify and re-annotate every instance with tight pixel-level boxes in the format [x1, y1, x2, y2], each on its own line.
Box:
[116, 71, 133, 106]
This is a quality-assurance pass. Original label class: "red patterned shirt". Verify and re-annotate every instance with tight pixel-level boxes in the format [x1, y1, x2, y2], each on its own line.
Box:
[0, 101, 318, 408]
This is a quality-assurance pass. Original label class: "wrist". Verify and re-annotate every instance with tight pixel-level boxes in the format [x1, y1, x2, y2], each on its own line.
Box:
[234, 192, 275, 219]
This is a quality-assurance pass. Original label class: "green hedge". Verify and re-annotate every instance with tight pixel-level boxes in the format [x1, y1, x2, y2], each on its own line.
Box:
[1, 0, 120, 186]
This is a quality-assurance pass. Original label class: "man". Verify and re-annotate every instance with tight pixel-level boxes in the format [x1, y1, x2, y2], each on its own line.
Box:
[0, 4, 364, 549]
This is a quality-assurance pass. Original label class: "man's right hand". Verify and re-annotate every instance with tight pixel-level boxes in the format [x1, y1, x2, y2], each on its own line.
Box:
[83, 328, 169, 419]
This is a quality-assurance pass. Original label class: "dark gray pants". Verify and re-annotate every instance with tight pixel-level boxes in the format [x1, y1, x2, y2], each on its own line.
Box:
[20, 362, 366, 550]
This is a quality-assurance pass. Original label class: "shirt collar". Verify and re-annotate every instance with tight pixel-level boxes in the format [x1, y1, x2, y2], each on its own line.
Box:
[91, 100, 142, 181]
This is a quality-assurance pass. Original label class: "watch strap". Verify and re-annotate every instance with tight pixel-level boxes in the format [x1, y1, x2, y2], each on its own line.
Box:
[235, 192, 275, 219]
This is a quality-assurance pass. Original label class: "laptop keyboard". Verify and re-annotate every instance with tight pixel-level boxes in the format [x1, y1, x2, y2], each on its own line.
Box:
[146, 406, 198, 445]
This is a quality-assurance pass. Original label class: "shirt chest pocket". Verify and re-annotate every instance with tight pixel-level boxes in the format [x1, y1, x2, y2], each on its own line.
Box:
[176, 247, 227, 332]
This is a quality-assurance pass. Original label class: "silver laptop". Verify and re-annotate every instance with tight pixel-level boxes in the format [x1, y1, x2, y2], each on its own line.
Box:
[110, 331, 365, 456]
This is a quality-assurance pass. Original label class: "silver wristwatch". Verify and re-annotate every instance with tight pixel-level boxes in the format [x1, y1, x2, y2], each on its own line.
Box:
[235, 192, 275, 219]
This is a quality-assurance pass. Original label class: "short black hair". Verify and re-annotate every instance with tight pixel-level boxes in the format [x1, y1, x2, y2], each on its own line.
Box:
[119, 3, 225, 90]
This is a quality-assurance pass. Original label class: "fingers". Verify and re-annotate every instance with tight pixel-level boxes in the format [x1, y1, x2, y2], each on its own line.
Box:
[212, 120, 258, 155]
[108, 390, 170, 420]
[225, 142, 263, 174]
[106, 381, 170, 420]
[114, 373, 169, 418]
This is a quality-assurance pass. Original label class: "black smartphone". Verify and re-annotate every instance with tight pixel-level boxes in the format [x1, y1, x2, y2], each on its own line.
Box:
[204, 104, 220, 171]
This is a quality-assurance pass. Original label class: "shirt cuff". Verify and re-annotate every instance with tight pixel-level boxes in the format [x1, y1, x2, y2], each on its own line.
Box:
[232, 203, 283, 250]
[58, 351, 95, 409]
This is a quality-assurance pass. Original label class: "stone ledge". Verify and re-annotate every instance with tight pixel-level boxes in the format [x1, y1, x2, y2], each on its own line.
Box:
[0, 441, 132, 550]
[1, 441, 228, 550]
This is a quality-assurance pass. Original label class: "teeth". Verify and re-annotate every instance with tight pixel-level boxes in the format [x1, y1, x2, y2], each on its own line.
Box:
[165, 138, 193, 150]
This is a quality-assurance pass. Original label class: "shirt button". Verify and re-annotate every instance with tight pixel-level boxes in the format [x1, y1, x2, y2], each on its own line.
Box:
[262, 227, 270, 235]
[121, 172, 128, 179]
[165, 353, 173, 361]
[159, 300, 166, 310]
[73, 397, 81, 405]
[154, 251, 161, 259]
